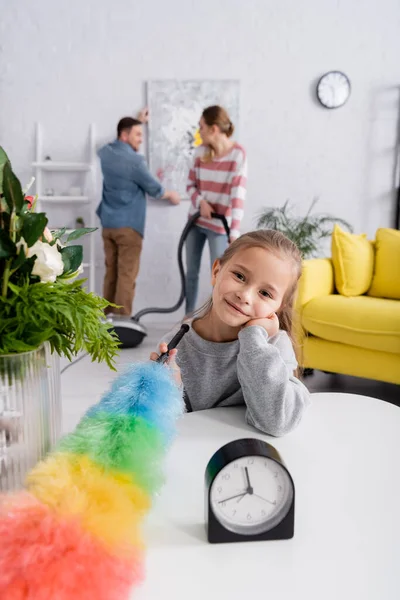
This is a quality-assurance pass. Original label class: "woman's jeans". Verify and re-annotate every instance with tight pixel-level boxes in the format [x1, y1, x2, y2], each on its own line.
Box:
[185, 225, 228, 314]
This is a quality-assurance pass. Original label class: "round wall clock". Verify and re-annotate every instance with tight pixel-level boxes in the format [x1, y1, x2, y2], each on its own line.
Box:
[317, 71, 351, 109]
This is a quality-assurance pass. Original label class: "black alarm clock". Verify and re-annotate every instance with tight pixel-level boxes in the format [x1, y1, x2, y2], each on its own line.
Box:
[205, 438, 295, 544]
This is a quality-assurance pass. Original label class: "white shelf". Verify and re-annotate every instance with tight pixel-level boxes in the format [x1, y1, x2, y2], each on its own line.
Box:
[38, 195, 90, 203]
[50, 228, 89, 235]
[33, 162, 91, 171]
[33, 122, 97, 293]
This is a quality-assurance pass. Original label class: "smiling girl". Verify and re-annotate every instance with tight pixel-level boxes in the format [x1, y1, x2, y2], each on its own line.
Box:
[151, 230, 310, 436]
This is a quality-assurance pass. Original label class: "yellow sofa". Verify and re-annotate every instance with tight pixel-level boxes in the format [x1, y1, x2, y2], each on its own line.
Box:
[296, 229, 400, 385]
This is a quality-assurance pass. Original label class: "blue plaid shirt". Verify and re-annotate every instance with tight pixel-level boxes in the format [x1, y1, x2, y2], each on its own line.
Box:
[96, 140, 164, 237]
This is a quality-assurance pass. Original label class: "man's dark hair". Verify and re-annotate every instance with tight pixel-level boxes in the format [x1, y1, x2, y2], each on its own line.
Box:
[117, 117, 142, 138]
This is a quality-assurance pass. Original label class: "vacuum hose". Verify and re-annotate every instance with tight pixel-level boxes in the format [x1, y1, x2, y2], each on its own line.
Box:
[132, 211, 230, 321]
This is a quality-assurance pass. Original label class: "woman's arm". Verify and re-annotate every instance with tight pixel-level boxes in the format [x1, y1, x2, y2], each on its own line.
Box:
[186, 150, 205, 209]
[236, 326, 311, 436]
[229, 149, 247, 241]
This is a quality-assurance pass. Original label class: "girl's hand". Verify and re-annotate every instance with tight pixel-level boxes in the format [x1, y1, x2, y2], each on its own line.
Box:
[242, 313, 279, 338]
[150, 343, 182, 387]
[199, 199, 213, 219]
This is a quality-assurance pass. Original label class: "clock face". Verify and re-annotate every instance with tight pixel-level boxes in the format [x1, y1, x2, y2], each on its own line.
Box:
[210, 455, 294, 536]
[317, 71, 351, 109]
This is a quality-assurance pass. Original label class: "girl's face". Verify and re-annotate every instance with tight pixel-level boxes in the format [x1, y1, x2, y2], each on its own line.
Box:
[211, 246, 294, 328]
[199, 117, 218, 145]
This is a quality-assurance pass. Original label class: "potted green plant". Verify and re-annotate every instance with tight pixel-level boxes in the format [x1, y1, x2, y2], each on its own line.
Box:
[257, 199, 352, 258]
[0, 148, 118, 491]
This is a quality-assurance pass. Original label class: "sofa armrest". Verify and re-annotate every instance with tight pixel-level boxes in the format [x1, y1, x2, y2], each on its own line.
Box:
[296, 258, 335, 310]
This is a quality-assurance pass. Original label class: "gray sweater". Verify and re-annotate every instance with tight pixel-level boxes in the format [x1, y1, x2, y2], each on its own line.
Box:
[161, 323, 311, 436]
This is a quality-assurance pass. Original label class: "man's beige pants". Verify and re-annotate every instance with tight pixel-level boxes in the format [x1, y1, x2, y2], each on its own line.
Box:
[102, 227, 143, 316]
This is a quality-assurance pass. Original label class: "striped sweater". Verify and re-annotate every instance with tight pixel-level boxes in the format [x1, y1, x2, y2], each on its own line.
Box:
[187, 143, 247, 240]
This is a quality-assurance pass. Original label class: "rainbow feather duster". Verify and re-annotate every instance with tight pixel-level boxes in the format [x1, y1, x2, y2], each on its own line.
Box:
[0, 361, 184, 599]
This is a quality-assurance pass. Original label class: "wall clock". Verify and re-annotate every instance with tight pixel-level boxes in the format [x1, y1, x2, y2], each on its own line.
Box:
[317, 71, 351, 109]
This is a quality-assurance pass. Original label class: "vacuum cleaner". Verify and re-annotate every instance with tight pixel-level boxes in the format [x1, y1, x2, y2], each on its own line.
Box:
[108, 211, 230, 349]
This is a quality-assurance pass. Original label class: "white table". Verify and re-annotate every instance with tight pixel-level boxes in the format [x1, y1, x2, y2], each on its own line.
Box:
[134, 393, 400, 600]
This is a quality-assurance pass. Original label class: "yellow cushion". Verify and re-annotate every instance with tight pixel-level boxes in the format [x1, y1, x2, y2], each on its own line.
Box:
[368, 228, 400, 299]
[331, 225, 374, 296]
[296, 259, 334, 308]
[302, 295, 400, 355]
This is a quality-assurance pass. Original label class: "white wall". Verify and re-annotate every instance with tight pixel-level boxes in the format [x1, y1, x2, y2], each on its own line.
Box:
[1, 0, 399, 320]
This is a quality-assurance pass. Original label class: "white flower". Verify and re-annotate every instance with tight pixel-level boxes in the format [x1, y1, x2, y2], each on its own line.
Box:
[27, 240, 64, 283]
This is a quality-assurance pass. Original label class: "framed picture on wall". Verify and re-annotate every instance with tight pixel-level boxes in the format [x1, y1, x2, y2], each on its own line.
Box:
[146, 80, 240, 199]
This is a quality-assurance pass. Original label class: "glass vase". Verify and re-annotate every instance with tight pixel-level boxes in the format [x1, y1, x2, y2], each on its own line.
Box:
[0, 343, 61, 492]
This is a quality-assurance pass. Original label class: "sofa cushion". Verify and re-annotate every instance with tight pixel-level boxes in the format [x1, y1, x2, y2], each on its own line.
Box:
[301, 295, 400, 355]
[368, 228, 400, 300]
[331, 224, 374, 296]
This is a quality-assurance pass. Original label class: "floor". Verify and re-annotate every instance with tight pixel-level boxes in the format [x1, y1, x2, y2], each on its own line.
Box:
[60, 321, 399, 433]
[304, 370, 399, 407]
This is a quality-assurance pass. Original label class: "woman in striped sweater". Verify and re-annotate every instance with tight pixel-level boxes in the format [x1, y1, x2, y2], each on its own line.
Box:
[185, 105, 247, 314]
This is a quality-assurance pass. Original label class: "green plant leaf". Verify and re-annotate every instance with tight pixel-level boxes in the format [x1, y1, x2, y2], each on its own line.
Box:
[60, 245, 83, 274]
[10, 256, 37, 282]
[0, 147, 9, 195]
[257, 200, 354, 258]
[50, 228, 67, 244]
[66, 227, 97, 243]
[0, 229, 16, 258]
[20, 200, 31, 216]
[318, 216, 353, 232]
[0, 209, 10, 232]
[0, 279, 119, 368]
[11, 246, 27, 272]
[3, 162, 24, 213]
[8, 282, 22, 296]
[21, 212, 48, 247]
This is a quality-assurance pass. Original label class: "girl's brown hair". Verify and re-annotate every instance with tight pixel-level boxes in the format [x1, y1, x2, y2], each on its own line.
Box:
[191, 229, 303, 352]
[201, 105, 234, 162]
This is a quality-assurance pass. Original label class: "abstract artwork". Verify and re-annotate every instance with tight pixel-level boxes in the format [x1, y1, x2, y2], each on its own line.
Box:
[147, 80, 240, 199]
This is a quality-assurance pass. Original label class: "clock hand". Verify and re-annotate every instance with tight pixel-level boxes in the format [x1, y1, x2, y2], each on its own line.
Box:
[218, 492, 247, 504]
[244, 467, 253, 494]
[252, 493, 276, 506]
[245, 467, 275, 505]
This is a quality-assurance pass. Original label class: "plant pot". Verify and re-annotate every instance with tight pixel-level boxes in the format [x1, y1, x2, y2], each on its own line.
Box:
[0, 343, 61, 492]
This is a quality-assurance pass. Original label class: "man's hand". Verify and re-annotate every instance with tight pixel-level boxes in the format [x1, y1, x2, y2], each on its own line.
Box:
[242, 313, 280, 338]
[137, 107, 149, 123]
[199, 199, 213, 219]
[164, 190, 180, 205]
[150, 343, 182, 387]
